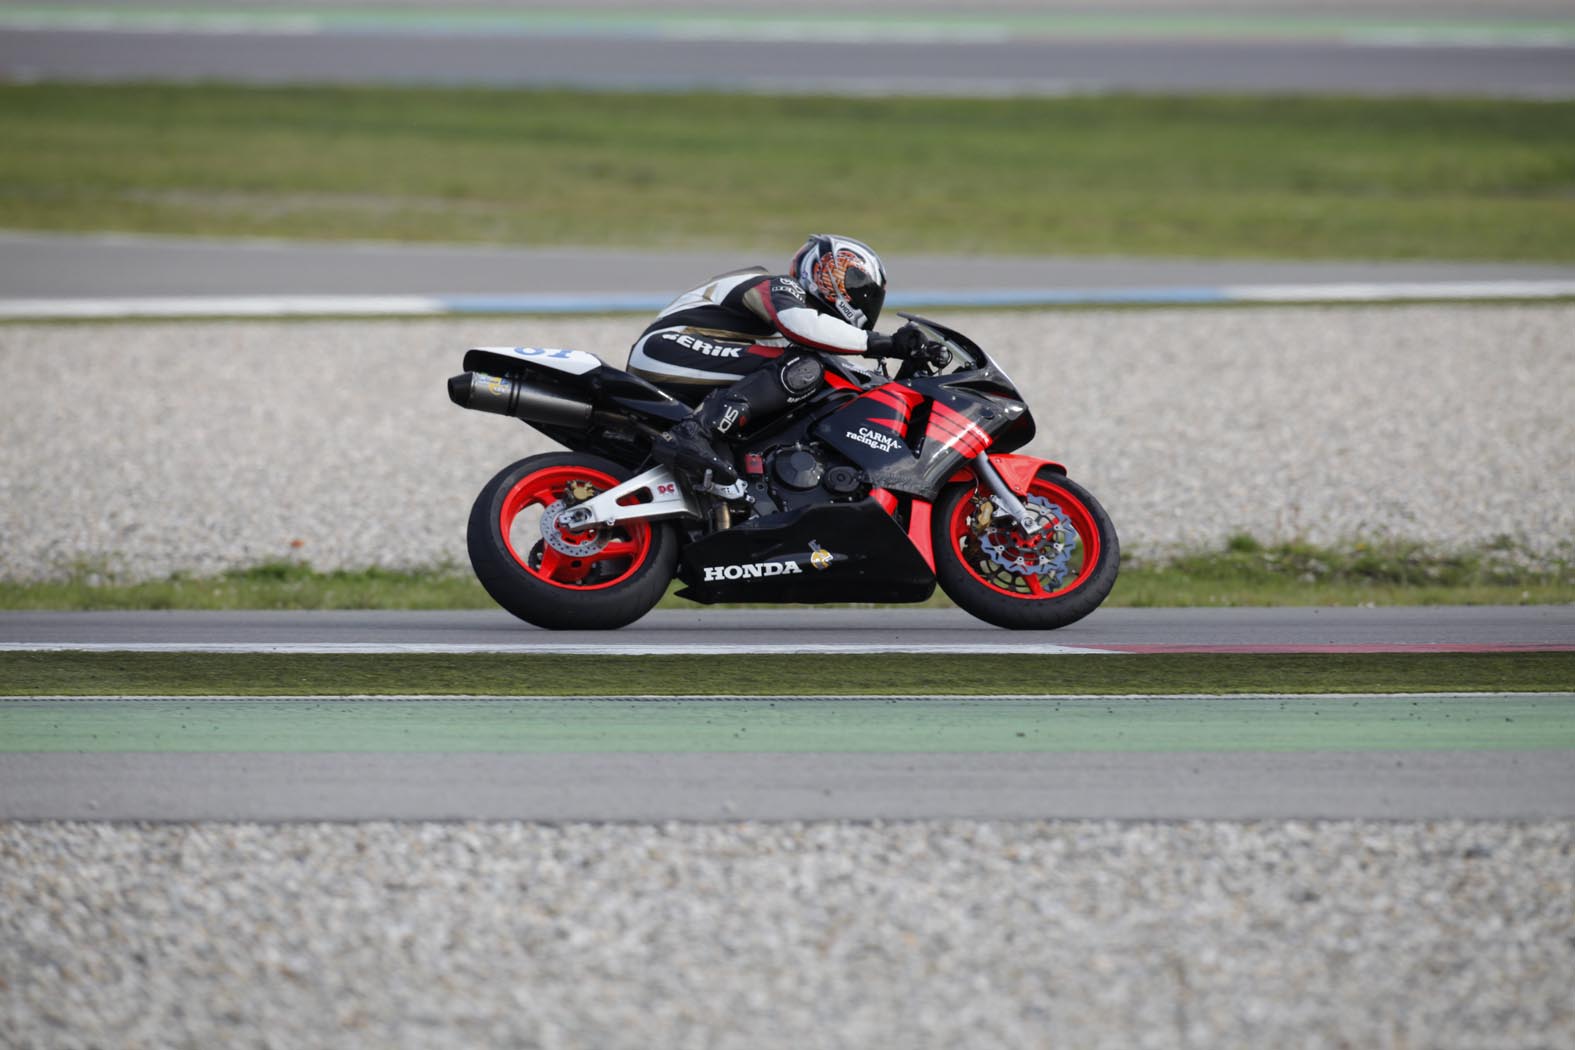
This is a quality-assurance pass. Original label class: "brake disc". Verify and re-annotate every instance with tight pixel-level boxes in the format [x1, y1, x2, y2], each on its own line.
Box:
[975, 494, 1077, 580]
[541, 497, 610, 557]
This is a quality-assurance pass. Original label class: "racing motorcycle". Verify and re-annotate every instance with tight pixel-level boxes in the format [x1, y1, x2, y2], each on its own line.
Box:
[446, 315, 1118, 630]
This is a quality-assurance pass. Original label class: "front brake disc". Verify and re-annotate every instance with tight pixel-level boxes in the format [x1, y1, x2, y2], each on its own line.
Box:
[976, 494, 1077, 581]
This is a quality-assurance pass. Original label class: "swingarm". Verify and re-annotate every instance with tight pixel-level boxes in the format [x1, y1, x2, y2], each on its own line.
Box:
[555, 466, 705, 530]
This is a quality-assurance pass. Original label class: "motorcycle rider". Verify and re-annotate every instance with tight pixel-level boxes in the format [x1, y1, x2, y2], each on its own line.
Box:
[628, 234, 939, 485]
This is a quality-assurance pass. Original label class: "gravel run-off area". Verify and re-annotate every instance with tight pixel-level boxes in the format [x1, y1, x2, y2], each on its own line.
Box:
[1, 303, 1571, 582]
[3, 819, 1573, 1050]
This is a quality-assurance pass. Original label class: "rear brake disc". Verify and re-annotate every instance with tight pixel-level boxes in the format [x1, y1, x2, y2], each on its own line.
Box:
[541, 498, 610, 557]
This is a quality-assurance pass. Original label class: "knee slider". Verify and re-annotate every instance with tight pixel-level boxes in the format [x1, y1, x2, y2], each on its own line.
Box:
[779, 355, 824, 396]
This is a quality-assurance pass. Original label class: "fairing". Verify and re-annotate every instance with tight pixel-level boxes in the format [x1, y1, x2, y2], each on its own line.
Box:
[812, 378, 1030, 501]
[676, 500, 935, 604]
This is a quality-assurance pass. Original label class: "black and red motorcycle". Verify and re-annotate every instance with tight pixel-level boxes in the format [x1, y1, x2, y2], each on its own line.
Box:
[447, 316, 1118, 630]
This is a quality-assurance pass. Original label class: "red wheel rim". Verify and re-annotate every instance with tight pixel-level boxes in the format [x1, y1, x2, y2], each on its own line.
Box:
[498, 466, 652, 591]
[946, 477, 1101, 600]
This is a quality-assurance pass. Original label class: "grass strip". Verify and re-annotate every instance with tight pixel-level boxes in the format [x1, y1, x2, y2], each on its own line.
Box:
[1, 652, 1571, 697]
[2, 85, 1572, 261]
[0, 563, 495, 612]
[5, 536, 1568, 610]
[4, 695, 1570, 753]
[1116, 535, 1574, 608]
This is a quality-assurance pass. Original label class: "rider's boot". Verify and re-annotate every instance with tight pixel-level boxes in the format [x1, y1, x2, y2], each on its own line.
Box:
[651, 355, 824, 487]
[651, 393, 745, 485]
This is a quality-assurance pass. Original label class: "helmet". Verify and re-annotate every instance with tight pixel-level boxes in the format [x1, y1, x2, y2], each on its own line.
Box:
[791, 234, 887, 330]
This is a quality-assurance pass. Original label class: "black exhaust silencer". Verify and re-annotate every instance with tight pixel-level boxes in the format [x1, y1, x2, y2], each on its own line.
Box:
[447, 371, 594, 428]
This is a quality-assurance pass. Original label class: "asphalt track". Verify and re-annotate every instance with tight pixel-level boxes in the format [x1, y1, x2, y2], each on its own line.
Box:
[3, 608, 1570, 820]
[3, 691, 1574, 819]
[1, 606, 1571, 653]
[4, 744, 1573, 821]
[5, 28, 1574, 97]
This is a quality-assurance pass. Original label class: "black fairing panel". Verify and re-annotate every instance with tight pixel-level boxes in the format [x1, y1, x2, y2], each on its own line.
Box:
[812, 384, 1027, 502]
[676, 500, 935, 604]
[589, 365, 690, 422]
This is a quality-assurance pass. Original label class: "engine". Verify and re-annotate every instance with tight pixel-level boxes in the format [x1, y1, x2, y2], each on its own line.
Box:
[741, 442, 868, 520]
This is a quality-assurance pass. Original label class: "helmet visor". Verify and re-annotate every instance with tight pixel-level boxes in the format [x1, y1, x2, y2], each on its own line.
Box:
[843, 266, 885, 330]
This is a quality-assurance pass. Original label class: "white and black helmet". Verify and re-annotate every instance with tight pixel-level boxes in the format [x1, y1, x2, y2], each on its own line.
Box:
[791, 234, 888, 331]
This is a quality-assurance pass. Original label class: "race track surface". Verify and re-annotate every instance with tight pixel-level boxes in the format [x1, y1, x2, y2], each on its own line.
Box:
[2, 606, 1571, 652]
[5, 29, 1573, 97]
[3, 607, 1570, 820]
[5, 745, 1573, 821]
[9, 232, 1575, 301]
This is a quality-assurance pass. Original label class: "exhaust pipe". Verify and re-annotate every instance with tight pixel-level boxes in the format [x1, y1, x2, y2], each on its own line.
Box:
[447, 371, 593, 428]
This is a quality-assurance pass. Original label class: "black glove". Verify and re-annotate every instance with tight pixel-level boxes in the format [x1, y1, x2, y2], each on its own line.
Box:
[867, 322, 937, 360]
[891, 322, 931, 360]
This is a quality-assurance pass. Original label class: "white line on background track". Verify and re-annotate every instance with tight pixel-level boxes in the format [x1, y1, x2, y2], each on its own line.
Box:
[0, 641, 1121, 655]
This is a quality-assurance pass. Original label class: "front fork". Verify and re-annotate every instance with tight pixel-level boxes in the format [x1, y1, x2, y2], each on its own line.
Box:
[971, 452, 1046, 536]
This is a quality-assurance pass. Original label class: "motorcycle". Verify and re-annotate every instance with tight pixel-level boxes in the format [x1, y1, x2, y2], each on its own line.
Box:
[446, 315, 1118, 630]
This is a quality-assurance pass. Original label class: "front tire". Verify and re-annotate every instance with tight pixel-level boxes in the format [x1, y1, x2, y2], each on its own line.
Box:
[467, 452, 677, 630]
[932, 470, 1119, 630]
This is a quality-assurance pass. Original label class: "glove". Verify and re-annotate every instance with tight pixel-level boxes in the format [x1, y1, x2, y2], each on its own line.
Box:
[891, 322, 931, 360]
[866, 322, 936, 360]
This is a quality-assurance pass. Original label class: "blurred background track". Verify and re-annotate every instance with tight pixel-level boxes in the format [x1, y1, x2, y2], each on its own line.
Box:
[3, 2, 1574, 96]
[8, 231, 1575, 302]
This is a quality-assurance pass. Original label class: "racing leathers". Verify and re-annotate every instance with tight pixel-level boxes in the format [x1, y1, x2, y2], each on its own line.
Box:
[628, 267, 922, 484]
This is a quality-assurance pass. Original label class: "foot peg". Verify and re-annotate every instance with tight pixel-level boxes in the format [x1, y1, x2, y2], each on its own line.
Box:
[652, 419, 738, 485]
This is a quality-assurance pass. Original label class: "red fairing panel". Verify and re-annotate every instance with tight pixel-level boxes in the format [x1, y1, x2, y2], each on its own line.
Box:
[905, 500, 935, 572]
[868, 486, 931, 572]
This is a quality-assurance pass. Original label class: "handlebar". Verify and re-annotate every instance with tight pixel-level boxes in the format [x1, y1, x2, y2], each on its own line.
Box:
[892, 341, 952, 381]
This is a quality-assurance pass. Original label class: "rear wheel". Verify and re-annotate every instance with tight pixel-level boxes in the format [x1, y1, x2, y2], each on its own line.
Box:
[932, 471, 1119, 630]
[467, 452, 677, 630]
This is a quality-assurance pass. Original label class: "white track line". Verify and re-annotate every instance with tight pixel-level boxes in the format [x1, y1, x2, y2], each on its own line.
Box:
[0, 642, 1121, 655]
[1223, 280, 1575, 302]
[0, 295, 449, 319]
[3, 280, 1573, 320]
[9, 693, 1572, 702]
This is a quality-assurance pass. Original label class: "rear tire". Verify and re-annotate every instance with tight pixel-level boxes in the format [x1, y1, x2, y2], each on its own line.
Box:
[932, 470, 1119, 630]
[467, 452, 677, 630]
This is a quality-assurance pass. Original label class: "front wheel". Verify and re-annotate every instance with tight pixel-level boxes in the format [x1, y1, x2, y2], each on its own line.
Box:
[932, 470, 1119, 630]
[467, 452, 677, 630]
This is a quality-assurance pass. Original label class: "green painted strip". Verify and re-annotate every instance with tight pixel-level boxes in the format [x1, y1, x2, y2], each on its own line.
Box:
[2, 8, 1572, 45]
[6, 652, 1573, 698]
[3, 696, 1571, 753]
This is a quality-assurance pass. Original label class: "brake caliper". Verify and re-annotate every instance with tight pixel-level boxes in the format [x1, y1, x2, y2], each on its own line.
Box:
[542, 479, 607, 556]
[969, 498, 995, 533]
